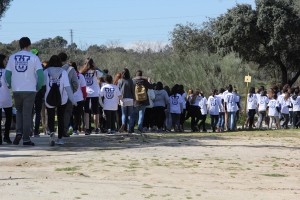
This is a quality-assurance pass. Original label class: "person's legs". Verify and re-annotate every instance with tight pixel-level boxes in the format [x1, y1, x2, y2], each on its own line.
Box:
[104, 110, 112, 131]
[282, 114, 289, 128]
[3, 107, 12, 138]
[137, 106, 146, 131]
[63, 100, 73, 136]
[34, 97, 43, 136]
[57, 104, 66, 139]
[228, 112, 236, 131]
[22, 92, 36, 142]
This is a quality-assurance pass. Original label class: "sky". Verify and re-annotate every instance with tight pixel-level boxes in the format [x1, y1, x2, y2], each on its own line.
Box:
[0, 0, 255, 49]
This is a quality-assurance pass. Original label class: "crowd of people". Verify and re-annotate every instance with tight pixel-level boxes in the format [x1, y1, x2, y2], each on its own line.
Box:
[0, 37, 300, 146]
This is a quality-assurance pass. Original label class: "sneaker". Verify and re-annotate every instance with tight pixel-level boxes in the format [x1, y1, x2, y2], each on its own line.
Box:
[57, 139, 64, 145]
[85, 130, 91, 135]
[3, 137, 12, 144]
[119, 124, 125, 133]
[94, 128, 100, 134]
[107, 129, 112, 134]
[23, 141, 35, 146]
[13, 134, 22, 145]
[49, 132, 55, 146]
[72, 131, 79, 135]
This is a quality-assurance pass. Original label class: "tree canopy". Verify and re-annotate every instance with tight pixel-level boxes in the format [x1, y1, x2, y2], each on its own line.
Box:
[213, 0, 300, 85]
[0, 0, 13, 21]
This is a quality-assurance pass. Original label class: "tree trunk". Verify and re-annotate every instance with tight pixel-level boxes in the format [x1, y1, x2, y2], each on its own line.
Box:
[288, 70, 300, 86]
[274, 57, 288, 85]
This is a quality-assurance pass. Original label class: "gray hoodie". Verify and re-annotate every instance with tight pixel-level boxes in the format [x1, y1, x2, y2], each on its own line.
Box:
[44, 67, 76, 105]
[153, 89, 169, 107]
[62, 64, 79, 93]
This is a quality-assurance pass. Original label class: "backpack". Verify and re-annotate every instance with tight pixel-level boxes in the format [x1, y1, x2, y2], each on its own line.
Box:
[135, 82, 148, 101]
[46, 73, 62, 107]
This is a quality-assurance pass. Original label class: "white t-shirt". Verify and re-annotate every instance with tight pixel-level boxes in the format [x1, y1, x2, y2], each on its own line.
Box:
[100, 84, 121, 111]
[84, 69, 103, 97]
[6, 50, 42, 92]
[0, 69, 13, 108]
[258, 96, 269, 112]
[291, 96, 300, 112]
[169, 94, 183, 114]
[44, 69, 70, 108]
[247, 93, 258, 110]
[277, 94, 285, 105]
[217, 93, 225, 112]
[207, 96, 222, 115]
[224, 92, 238, 112]
[280, 98, 291, 114]
[74, 73, 86, 102]
[199, 97, 207, 115]
[268, 99, 279, 117]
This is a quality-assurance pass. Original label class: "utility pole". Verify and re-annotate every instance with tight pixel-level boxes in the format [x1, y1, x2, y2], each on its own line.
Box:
[70, 29, 73, 44]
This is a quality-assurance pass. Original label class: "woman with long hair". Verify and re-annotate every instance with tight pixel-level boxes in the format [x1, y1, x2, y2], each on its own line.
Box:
[169, 84, 183, 132]
[118, 68, 134, 132]
[247, 87, 258, 129]
[188, 89, 201, 132]
[44, 55, 77, 145]
[0, 54, 13, 144]
[207, 89, 223, 132]
[70, 62, 87, 135]
[153, 82, 169, 132]
[80, 58, 103, 135]
[113, 72, 122, 130]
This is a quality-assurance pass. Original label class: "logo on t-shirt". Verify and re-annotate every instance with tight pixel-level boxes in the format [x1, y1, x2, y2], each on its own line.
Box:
[49, 75, 61, 87]
[85, 72, 94, 86]
[105, 88, 115, 99]
[14, 55, 30, 72]
[171, 96, 179, 105]
[210, 99, 216, 106]
[269, 101, 276, 108]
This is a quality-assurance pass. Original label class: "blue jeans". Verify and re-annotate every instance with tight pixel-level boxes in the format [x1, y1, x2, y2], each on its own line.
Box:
[121, 106, 133, 129]
[210, 114, 219, 132]
[217, 112, 225, 130]
[228, 112, 236, 131]
[130, 106, 146, 131]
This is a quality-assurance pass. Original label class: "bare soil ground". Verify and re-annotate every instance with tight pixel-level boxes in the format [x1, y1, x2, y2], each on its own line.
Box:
[0, 130, 300, 200]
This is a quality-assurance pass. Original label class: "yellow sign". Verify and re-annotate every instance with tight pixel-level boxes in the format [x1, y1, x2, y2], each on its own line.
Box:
[244, 75, 251, 83]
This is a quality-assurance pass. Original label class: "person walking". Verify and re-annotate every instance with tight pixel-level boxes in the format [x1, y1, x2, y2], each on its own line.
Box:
[0, 54, 13, 144]
[44, 55, 77, 145]
[58, 52, 79, 137]
[5, 37, 44, 146]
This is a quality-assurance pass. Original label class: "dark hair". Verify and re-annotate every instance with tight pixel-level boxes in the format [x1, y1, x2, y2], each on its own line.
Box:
[164, 86, 171, 96]
[136, 70, 142, 77]
[122, 68, 130, 79]
[228, 85, 233, 92]
[156, 82, 163, 90]
[219, 88, 225, 93]
[103, 69, 109, 74]
[58, 52, 68, 62]
[80, 58, 96, 74]
[105, 75, 113, 84]
[70, 62, 78, 72]
[249, 87, 255, 98]
[178, 85, 184, 94]
[47, 55, 62, 67]
[19, 37, 31, 49]
[0, 54, 6, 69]
[211, 89, 218, 97]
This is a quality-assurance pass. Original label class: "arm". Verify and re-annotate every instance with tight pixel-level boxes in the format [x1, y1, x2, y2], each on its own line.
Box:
[81, 86, 87, 99]
[65, 86, 77, 106]
[36, 69, 44, 91]
[5, 70, 12, 89]
[70, 68, 79, 92]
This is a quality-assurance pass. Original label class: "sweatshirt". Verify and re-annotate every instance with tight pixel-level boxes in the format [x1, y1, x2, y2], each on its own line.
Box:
[153, 90, 169, 107]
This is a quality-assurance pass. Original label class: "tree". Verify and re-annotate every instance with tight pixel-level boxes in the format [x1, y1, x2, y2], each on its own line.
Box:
[0, 0, 13, 21]
[170, 22, 216, 57]
[213, 0, 300, 85]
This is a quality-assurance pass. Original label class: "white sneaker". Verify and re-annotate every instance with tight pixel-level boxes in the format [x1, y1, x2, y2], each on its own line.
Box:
[57, 139, 64, 145]
[49, 132, 55, 146]
[72, 131, 79, 135]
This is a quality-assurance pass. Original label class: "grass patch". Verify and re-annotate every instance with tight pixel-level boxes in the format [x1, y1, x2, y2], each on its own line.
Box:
[262, 173, 287, 177]
[143, 184, 153, 189]
[55, 166, 80, 172]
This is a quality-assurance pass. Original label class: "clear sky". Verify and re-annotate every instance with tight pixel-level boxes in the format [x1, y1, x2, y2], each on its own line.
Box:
[0, 0, 255, 48]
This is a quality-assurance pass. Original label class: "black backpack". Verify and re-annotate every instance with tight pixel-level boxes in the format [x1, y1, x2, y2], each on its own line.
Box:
[46, 73, 62, 107]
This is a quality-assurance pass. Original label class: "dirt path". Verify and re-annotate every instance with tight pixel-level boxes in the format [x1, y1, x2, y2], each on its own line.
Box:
[0, 132, 300, 200]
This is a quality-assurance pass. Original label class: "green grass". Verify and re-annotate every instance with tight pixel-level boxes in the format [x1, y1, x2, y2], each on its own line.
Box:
[55, 166, 80, 172]
[262, 173, 287, 177]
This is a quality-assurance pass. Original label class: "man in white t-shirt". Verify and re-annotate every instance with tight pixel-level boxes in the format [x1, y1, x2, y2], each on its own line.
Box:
[99, 75, 122, 134]
[5, 37, 44, 146]
[224, 85, 240, 131]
